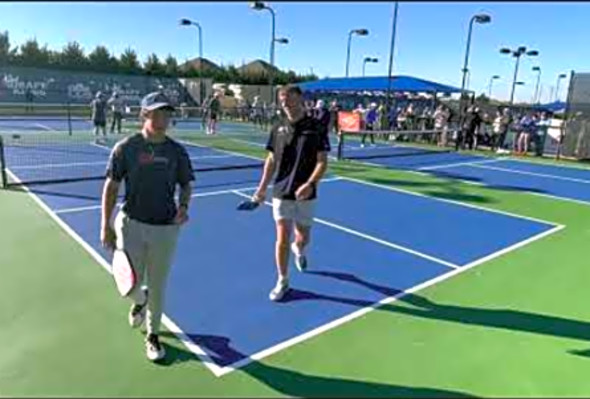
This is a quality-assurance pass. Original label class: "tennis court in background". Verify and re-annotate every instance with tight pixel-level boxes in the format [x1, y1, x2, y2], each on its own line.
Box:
[0, 120, 564, 376]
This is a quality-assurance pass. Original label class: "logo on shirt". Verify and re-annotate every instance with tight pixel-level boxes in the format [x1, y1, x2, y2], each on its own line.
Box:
[138, 152, 169, 165]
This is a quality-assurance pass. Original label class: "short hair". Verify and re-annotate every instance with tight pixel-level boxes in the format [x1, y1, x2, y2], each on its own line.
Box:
[278, 84, 302, 97]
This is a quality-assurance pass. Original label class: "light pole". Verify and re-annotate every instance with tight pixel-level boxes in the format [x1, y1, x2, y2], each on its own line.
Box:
[386, 2, 399, 110]
[554, 73, 567, 102]
[345, 28, 369, 78]
[362, 57, 378, 77]
[250, 1, 278, 104]
[532, 66, 541, 104]
[500, 46, 539, 105]
[179, 18, 204, 106]
[488, 75, 500, 98]
[459, 13, 491, 120]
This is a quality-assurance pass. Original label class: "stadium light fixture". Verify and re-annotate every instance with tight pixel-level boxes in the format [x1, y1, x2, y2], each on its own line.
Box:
[555, 73, 568, 102]
[250, 1, 266, 10]
[345, 28, 370, 77]
[249, 1, 279, 104]
[179, 18, 205, 105]
[500, 45, 539, 105]
[362, 57, 379, 77]
[458, 12, 492, 145]
[488, 75, 500, 98]
[532, 66, 542, 103]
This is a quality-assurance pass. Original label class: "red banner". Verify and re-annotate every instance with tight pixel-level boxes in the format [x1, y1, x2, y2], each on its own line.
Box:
[338, 111, 361, 132]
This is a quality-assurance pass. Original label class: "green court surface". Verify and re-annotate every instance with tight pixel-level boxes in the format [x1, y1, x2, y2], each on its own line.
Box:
[2, 135, 590, 397]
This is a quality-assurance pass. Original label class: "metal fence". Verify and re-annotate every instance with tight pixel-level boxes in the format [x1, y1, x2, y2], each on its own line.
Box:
[0, 66, 197, 106]
[561, 72, 590, 160]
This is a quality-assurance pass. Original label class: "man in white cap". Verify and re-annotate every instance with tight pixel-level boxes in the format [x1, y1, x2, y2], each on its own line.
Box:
[100, 91, 194, 362]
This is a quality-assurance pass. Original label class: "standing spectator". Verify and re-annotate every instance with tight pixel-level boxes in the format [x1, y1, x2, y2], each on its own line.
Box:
[313, 99, 331, 136]
[206, 92, 221, 135]
[361, 103, 378, 147]
[328, 100, 341, 135]
[494, 108, 512, 154]
[491, 110, 503, 152]
[433, 105, 450, 147]
[516, 112, 538, 155]
[459, 106, 482, 150]
[108, 92, 124, 134]
[25, 87, 34, 113]
[91, 91, 108, 137]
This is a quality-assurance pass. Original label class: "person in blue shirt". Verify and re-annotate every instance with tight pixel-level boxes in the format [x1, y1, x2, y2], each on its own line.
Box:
[361, 103, 378, 147]
[515, 112, 538, 155]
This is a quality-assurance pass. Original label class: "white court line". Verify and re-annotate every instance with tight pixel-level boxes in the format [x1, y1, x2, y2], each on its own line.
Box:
[345, 155, 590, 206]
[338, 176, 559, 226]
[415, 168, 590, 207]
[12, 160, 107, 170]
[230, 138, 266, 148]
[10, 154, 234, 171]
[418, 158, 504, 171]
[232, 190, 460, 270]
[53, 177, 344, 215]
[14, 138, 568, 377]
[90, 142, 111, 152]
[34, 123, 56, 132]
[4, 167, 226, 377]
[208, 198, 564, 377]
[501, 155, 590, 172]
[470, 163, 590, 185]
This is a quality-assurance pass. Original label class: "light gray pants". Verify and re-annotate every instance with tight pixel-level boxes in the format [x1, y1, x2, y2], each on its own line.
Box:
[114, 211, 180, 335]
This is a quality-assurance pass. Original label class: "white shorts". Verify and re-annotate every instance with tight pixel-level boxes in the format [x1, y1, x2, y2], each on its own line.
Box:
[272, 198, 316, 227]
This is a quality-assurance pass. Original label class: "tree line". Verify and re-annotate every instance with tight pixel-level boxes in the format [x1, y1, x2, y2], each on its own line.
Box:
[0, 32, 318, 85]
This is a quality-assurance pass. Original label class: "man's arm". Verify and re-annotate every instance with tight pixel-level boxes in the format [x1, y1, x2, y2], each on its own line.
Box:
[100, 177, 120, 250]
[178, 183, 191, 209]
[253, 152, 276, 203]
[295, 151, 327, 201]
[306, 151, 328, 186]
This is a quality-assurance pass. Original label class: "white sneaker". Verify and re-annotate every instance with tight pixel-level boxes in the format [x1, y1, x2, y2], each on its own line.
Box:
[145, 334, 165, 362]
[291, 242, 308, 273]
[269, 279, 289, 302]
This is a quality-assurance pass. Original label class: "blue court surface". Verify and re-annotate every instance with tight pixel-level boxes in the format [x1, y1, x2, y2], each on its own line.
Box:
[334, 138, 590, 206]
[218, 130, 590, 206]
[3, 135, 564, 377]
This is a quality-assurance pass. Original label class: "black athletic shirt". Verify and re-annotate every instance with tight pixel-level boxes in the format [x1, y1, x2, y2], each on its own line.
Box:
[266, 115, 330, 201]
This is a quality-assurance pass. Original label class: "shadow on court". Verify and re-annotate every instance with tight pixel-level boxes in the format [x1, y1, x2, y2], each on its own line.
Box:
[292, 270, 590, 342]
[158, 332, 475, 398]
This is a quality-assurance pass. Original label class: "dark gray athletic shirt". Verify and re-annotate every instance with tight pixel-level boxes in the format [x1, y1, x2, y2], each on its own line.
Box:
[106, 133, 195, 225]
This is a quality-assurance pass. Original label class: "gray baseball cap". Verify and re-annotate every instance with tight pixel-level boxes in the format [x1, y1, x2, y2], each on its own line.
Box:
[141, 91, 175, 112]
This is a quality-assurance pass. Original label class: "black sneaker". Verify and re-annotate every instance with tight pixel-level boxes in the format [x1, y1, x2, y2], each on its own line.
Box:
[145, 334, 165, 362]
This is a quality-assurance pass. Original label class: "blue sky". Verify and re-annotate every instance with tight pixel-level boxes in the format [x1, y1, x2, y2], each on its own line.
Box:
[0, 1, 587, 103]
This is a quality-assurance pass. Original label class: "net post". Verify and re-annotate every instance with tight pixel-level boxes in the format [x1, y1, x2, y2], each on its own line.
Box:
[66, 101, 73, 136]
[0, 135, 7, 189]
[337, 130, 344, 160]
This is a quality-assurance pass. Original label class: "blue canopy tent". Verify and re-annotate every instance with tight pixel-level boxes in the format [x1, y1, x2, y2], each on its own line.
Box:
[532, 101, 567, 114]
[297, 75, 463, 95]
